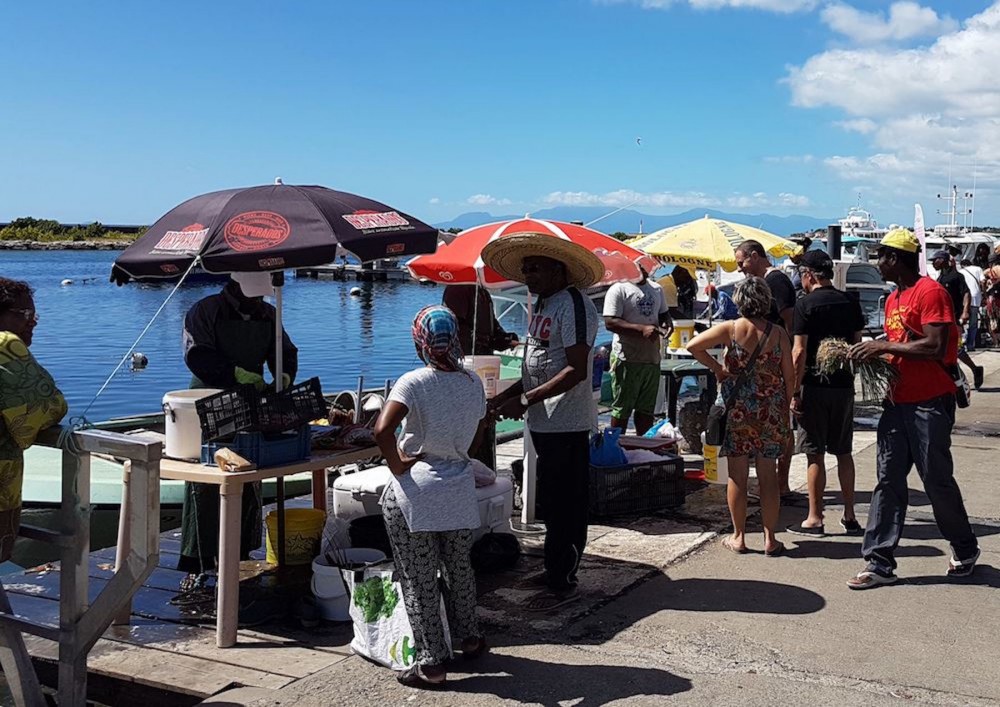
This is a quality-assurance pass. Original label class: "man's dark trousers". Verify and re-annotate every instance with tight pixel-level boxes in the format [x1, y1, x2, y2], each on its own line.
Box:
[863, 394, 978, 573]
[531, 430, 590, 591]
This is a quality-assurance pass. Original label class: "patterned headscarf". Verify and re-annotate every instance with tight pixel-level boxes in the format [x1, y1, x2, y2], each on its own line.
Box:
[412, 305, 465, 373]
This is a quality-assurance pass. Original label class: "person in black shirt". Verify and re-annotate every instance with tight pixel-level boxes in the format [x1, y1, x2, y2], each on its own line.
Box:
[735, 239, 797, 497]
[932, 250, 984, 388]
[786, 251, 866, 538]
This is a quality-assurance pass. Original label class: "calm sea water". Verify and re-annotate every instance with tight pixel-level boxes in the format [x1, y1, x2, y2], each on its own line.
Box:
[7, 251, 479, 420]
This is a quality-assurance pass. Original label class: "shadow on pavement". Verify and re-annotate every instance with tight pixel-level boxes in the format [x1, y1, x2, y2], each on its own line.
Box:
[901, 520, 1000, 540]
[448, 652, 693, 705]
[784, 540, 945, 560]
[905, 564, 1000, 588]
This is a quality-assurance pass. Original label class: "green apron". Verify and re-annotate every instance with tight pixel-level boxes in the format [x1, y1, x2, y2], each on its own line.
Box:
[178, 318, 272, 574]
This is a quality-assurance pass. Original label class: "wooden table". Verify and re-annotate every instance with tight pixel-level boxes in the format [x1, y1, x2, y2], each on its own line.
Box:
[152, 446, 379, 647]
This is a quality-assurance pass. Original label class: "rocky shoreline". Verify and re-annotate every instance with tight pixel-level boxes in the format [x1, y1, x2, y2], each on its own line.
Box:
[0, 239, 130, 251]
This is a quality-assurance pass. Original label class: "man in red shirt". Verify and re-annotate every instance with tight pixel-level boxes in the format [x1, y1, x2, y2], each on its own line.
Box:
[847, 229, 980, 589]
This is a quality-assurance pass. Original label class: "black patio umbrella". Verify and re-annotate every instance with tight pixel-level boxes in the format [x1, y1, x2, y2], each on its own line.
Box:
[110, 181, 440, 388]
[111, 181, 439, 284]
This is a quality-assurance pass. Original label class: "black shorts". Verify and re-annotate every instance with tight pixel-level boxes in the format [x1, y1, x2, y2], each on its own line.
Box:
[795, 385, 854, 456]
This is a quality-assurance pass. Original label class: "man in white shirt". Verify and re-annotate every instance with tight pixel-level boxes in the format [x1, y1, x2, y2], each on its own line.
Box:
[958, 259, 984, 351]
[603, 269, 672, 434]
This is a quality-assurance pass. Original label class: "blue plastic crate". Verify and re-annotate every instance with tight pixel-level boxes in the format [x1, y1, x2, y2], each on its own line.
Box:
[201, 425, 311, 467]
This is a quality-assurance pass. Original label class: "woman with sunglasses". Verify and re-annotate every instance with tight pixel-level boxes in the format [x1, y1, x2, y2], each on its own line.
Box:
[0, 277, 67, 562]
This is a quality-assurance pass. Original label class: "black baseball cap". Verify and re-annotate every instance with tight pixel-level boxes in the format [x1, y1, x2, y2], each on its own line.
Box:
[799, 250, 834, 273]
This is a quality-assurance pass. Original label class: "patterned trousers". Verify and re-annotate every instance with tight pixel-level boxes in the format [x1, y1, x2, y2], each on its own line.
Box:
[382, 486, 479, 666]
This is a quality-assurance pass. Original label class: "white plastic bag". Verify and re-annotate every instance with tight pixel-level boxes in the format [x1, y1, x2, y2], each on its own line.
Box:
[343, 562, 451, 670]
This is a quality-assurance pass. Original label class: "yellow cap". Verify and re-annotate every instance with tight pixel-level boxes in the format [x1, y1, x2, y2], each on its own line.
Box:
[880, 228, 920, 253]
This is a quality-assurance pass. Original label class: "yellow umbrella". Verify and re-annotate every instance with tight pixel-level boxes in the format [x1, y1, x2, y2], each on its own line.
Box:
[628, 216, 799, 272]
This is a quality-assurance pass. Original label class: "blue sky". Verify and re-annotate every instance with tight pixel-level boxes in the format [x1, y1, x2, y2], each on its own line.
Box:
[2, 0, 997, 228]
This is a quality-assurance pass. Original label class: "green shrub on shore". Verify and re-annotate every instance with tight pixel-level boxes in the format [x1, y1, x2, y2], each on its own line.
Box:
[0, 217, 144, 242]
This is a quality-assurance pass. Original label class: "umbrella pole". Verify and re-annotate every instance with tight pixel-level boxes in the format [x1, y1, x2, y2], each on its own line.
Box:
[521, 290, 537, 525]
[272, 272, 284, 391]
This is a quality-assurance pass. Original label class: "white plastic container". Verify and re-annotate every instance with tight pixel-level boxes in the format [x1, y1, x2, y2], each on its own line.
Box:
[162, 389, 220, 460]
[700, 431, 729, 485]
[331, 465, 514, 540]
[311, 549, 387, 621]
[463, 355, 501, 398]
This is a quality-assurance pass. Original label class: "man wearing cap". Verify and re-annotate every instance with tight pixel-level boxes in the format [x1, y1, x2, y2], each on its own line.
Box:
[485, 235, 600, 612]
[786, 251, 866, 538]
[848, 229, 979, 588]
[603, 266, 672, 435]
[932, 249, 985, 389]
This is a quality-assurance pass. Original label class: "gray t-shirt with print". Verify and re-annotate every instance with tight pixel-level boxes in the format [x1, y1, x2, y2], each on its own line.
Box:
[385, 366, 485, 532]
[603, 280, 668, 364]
[522, 287, 598, 433]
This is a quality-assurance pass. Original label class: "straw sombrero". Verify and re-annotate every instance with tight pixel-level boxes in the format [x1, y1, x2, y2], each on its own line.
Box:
[482, 233, 604, 289]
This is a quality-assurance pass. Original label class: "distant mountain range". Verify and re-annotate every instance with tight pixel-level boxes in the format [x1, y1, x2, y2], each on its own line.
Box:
[435, 207, 839, 237]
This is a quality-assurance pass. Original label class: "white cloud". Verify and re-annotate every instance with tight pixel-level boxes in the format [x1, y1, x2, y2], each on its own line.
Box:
[763, 154, 815, 163]
[834, 118, 878, 134]
[543, 189, 721, 208]
[821, 2, 958, 45]
[428, 197, 440, 205]
[597, 0, 816, 12]
[786, 3, 1000, 213]
[466, 194, 512, 206]
[544, 188, 810, 211]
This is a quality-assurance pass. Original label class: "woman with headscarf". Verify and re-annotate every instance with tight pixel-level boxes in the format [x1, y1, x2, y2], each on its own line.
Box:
[0, 278, 67, 562]
[373, 305, 489, 688]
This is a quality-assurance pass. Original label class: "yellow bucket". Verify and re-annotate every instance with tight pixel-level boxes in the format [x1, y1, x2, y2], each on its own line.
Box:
[265, 509, 326, 565]
[668, 320, 696, 350]
[700, 432, 729, 485]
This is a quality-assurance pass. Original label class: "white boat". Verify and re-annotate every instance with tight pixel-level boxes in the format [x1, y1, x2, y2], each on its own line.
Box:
[838, 198, 887, 240]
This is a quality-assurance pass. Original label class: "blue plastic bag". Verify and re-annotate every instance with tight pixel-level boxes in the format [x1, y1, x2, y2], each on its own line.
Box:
[589, 427, 628, 467]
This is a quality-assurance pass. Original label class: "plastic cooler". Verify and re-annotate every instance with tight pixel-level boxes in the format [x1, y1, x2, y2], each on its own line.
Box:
[331, 465, 514, 540]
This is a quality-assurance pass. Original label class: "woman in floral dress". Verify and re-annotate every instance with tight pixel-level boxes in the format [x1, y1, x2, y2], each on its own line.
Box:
[688, 276, 794, 556]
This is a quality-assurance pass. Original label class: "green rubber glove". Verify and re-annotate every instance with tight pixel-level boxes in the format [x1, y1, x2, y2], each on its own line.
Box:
[234, 366, 266, 391]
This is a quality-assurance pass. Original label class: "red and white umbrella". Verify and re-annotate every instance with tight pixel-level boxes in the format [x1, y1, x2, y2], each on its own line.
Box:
[407, 217, 659, 287]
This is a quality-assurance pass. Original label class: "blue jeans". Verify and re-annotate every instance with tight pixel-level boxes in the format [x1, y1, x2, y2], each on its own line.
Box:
[862, 395, 978, 573]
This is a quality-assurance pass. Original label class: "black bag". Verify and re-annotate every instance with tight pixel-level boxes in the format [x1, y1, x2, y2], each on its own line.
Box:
[470, 532, 521, 573]
[704, 322, 774, 446]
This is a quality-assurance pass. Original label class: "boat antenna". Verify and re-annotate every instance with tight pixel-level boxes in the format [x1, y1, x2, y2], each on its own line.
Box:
[971, 159, 978, 231]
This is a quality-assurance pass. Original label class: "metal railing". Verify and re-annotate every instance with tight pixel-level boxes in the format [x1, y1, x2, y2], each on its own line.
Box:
[0, 426, 161, 706]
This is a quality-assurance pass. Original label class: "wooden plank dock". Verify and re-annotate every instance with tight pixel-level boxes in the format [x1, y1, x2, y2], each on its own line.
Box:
[5, 494, 359, 705]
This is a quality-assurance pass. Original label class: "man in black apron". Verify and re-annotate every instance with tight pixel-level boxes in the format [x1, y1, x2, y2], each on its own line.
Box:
[179, 275, 298, 579]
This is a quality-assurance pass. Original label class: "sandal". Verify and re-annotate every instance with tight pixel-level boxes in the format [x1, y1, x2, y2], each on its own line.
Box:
[846, 569, 898, 590]
[721, 537, 747, 554]
[526, 587, 580, 612]
[764, 541, 786, 557]
[461, 636, 488, 660]
[396, 664, 446, 689]
[786, 522, 825, 537]
[947, 547, 981, 578]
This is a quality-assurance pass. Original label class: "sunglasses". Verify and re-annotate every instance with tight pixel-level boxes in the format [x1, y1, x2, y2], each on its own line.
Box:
[7, 308, 38, 323]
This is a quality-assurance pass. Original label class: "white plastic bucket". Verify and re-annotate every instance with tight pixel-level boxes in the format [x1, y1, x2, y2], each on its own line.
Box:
[669, 320, 696, 350]
[311, 548, 387, 621]
[463, 355, 501, 398]
[162, 389, 220, 460]
[700, 432, 729, 485]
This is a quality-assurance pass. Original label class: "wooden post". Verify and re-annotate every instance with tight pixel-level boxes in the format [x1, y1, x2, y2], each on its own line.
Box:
[0, 585, 46, 707]
[113, 461, 133, 625]
[58, 447, 91, 707]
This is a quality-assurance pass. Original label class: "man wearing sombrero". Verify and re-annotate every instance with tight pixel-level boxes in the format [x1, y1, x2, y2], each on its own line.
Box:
[485, 233, 601, 611]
